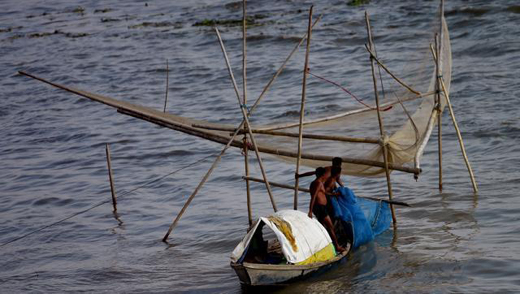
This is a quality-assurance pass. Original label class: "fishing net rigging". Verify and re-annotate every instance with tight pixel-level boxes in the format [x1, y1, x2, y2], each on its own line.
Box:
[242, 11, 452, 177]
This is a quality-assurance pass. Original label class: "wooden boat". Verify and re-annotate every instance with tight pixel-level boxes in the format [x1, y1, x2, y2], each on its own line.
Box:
[229, 209, 353, 286]
[230, 248, 350, 286]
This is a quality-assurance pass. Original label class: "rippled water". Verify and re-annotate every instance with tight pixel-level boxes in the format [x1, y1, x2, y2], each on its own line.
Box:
[1, 0, 519, 292]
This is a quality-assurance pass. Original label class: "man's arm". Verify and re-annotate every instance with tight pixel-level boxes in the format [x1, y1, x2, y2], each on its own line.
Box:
[336, 177, 344, 187]
[296, 170, 315, 179]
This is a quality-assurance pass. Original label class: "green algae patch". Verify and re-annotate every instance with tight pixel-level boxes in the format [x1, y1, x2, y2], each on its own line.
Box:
[348, 0, 370, 6]
[128, 21, 183, 29]
[193, 14, 267, 27]
[94, 8, 113, 14]
[25, 30, 88, 39]
[506, 6, 520, 14]
[101, 18, 121, 23]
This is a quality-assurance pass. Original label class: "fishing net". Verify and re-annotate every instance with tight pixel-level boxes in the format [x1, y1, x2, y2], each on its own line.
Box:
[25, 6, 451, 179]
[330, 186, 391, 249]
[232, 8, 452, 178]
[138, 7, 452, 178]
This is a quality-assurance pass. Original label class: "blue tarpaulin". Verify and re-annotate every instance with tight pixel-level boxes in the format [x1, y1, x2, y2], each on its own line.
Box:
[330, 186, 391, 249]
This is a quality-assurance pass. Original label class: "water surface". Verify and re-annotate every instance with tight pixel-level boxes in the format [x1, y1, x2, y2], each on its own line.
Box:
[1, 0, 519, 292]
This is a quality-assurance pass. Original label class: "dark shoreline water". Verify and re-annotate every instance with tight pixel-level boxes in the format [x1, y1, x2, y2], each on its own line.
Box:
[1, 0, 519, 292]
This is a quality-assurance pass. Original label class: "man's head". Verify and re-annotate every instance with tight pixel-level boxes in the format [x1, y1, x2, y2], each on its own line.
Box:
[332, 157, 342, 167]
[315, 167, 329, 180]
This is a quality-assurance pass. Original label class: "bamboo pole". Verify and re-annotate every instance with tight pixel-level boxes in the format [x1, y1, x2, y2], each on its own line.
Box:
[119, 107, 421, 175]
[215, 27, 278, 212]
[365, 11, 397, 224]
[430, 43, 478, 193]
[192, 123, 381, 143]
[244, 176, 410, 207]
[438, 77, 478, 193]
[236, 130, 381, 144]
[364, 45, 421, 96]
[162, 126, 248, 242]
[242, 0, 252, 227]
[438, 0, 445, 191]
[435, 34, 443, 191]
[105, 143, 117, 212]
[163, 59, 169, 113]
[436, 0, 445, 190]
[17, 72, 420, 175]
[294, 6, 313, 210]
[19, 70, 420, 175]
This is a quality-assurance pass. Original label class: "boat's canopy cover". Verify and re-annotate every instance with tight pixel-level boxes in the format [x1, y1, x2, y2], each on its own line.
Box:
[231, 210, 334, 264]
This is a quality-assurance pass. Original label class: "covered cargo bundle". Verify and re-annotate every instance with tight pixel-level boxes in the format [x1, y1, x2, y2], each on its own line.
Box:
[231, 210, 337, 265]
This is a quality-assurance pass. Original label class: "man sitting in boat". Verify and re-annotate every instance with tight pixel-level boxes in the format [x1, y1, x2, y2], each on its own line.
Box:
[295, 157, 344, 187]
[308, 167, 346, 253]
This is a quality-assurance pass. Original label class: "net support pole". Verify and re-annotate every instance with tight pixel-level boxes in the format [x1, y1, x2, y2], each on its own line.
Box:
[162, 127, 246, 242]
[429, 28, 478, 194]
[215, 27, 278, 213]
[435, 32, 443, 191]
[437, 0, 445, 191]
[438, 77, 478, 193]
[242, 0, 253, 227]
[105, 144, 117, 212]
[365, 11, 397, 224]
[163, 59, 169, 113]
[294, 6, 313, 211]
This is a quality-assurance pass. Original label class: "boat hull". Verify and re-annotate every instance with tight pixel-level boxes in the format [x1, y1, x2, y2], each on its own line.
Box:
[230, 246, 350, 286]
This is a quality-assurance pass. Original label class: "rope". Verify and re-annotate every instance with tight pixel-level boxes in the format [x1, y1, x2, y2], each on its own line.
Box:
[0, 152, 218, 248]
[307, 70, 392, 111]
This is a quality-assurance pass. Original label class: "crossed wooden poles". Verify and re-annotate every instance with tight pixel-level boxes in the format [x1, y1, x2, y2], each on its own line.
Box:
[162, 0, 478, 241]
[162, 3, 322, 241]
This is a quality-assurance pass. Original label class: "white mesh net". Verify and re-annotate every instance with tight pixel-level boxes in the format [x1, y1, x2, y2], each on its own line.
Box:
[241, 12, 452, 177]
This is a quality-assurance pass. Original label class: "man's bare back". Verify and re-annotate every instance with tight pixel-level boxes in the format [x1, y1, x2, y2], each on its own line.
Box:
[296, 157, 344, 187]
[308, 167, 345, 253]
[324, 166, 342, 195]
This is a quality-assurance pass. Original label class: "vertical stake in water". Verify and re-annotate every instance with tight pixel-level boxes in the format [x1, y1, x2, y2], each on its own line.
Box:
[242, 0, 253, 227]
[430, 43, 479, 194]
[435, 32, 443, 191]
[105, 143, 117, 212]
[437, 0, 445, 191]
[365, 11, 397, 224]
[163, 59, 169, 113]
[294, 5, 313, 211]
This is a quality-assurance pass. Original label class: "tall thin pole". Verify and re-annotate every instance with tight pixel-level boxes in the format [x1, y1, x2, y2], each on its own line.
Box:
[430, 44, 478, 194]
[163, 59, 169, 113]
[365, 11, 396, 224]
[294, 6, 313, 211]
[162, 128, 243, 242]
[435, 33, 443, 191]
[105, 144, 117, 212]
[437, 0, 445, 191]
[215, 27, 278, 213]
[242, 0, 253, 227]
[438, 77, 478, 193]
